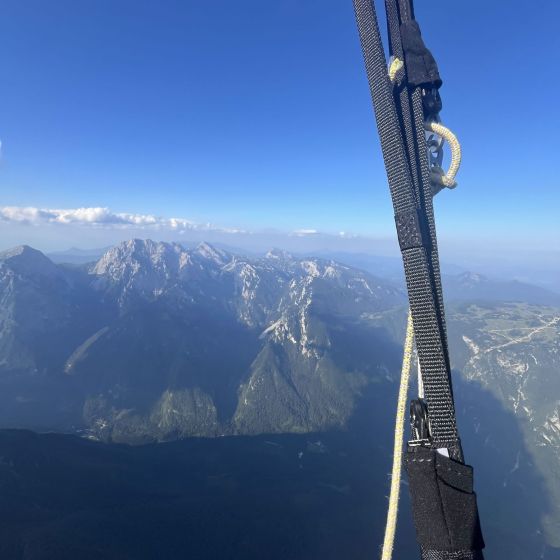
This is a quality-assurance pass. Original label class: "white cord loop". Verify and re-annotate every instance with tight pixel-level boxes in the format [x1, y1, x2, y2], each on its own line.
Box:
[424, 120, 462, 188]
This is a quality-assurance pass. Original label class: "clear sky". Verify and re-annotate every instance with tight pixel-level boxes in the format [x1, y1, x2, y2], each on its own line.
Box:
[0, 0, 559, 260]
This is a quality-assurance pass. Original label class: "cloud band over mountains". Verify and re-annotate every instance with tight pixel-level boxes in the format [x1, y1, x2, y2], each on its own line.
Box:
[0, 206, 221, 232]
[0, 206, 335, 239]
[0, 207, 556, 288]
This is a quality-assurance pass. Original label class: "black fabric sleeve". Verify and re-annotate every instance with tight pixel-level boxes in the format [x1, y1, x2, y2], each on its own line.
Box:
[400, 20, 442, 88]
[406, 447, 485, 558]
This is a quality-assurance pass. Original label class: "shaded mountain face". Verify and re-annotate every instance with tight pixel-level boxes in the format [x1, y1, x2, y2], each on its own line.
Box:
[0, 240, 405, 442]
[0, 245, 108, 370]
[0, 246, 112, 429]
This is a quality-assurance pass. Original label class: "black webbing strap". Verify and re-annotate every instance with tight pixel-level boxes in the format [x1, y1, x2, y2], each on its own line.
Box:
[353, 0, 459, 453]
[352, 1, 485, 557]
[384, 0, 458, 450]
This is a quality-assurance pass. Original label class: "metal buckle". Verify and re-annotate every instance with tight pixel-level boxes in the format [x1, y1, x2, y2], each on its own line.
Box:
[425, 117, 453, 196]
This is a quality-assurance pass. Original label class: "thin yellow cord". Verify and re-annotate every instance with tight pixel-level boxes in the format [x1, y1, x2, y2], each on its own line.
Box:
[424, 121, 462, 188]
[388, 57, 403, 82]
[381, 310, 414, 560]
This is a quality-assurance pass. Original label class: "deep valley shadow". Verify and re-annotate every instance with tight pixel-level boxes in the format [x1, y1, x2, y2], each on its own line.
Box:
[0, 322, 558, 558]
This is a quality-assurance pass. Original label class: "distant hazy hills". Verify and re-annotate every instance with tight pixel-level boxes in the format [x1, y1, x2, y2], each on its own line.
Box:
[443, 271, 560, 306]
[48, 246, 111, 265]
[310, 250, 560, 305]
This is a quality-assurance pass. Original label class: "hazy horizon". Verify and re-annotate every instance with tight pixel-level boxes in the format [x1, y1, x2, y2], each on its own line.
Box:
[1, 227, 558, 293]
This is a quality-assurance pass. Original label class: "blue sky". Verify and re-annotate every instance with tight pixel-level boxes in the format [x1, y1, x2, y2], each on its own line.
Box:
[0, 0, 558, 260]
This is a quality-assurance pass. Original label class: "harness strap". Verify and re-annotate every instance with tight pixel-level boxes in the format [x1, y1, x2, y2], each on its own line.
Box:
[353, 0, 459, 454]
[352, 1, 485, 558]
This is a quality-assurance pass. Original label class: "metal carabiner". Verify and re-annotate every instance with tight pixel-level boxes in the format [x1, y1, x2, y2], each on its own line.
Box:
[425, 118, 461, 195]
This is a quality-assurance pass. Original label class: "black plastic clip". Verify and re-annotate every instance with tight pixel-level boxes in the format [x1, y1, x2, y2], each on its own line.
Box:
[409, 398, 431, 446]
[421, 86, 442, 120]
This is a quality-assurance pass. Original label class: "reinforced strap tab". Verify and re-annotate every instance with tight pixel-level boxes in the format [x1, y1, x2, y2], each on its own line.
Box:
[395, 208, 428, 251]
[406, 447, 485, 555]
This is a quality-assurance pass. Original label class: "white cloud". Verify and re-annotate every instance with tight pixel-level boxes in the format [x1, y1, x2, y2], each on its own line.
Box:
[0, 206, 211, 231]
[291, 228, 319, 237]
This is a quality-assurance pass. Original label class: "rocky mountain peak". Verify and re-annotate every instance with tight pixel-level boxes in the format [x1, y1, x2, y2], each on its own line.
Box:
[265, 248, 292, 261]
[194, 242, 231, 266]
[456, 271, 486, 285]
[92, 239, 186, 277]
[0, 245, 60, 279]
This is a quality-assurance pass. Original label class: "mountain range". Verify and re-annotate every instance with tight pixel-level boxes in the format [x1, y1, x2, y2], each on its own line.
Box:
[0, 240, 405, 442]
[0, 239, 559, 557]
